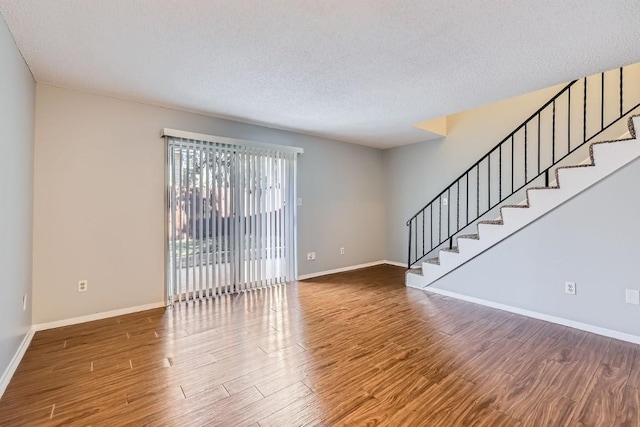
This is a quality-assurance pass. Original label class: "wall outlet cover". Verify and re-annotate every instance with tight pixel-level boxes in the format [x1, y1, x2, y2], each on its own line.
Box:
[565, 281, 576, 295]
[78, 280, 88, 292]
[306, 252, 316, 261]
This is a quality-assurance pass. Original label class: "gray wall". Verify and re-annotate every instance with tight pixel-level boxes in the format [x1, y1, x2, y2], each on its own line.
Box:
[432, 154, 640, 336]
[0, 16, 35, 374]
[33, 85, 385, 323]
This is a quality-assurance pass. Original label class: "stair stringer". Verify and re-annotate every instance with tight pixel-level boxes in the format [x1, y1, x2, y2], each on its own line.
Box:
[407, 116, 640, 289]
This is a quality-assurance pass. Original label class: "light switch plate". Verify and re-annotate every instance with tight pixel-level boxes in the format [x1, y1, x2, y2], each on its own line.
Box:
[625, 289, 640, 305]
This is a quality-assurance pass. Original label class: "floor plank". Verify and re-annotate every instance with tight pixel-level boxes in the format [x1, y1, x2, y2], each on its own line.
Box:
[574, 340, 636, 426]
[0, 264, 637, 426]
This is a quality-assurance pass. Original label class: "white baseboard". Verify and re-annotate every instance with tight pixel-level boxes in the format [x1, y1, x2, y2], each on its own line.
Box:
[298, 260, 408, 280]
[0, 327, 35, 398]
[33, 302, 166, 331]
[424, 286, 640, 345]
[384, 260, 407, 268]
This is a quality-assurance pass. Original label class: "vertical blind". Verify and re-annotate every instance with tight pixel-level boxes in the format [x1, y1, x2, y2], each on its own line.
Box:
[164, 130, 301, 303]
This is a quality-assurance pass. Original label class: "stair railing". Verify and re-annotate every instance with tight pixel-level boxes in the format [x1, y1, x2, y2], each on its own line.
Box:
[407, 65, 640, 268]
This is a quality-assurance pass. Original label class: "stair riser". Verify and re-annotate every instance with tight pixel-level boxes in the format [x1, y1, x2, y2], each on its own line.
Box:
[406, 272, 426, 288]
[438, 250, 458, 264]
[555, 167, 602, 193]
[500, 208, 531, 224]
[456, 238, 483, 254]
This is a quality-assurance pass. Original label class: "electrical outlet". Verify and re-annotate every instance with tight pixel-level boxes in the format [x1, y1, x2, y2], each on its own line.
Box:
[297, 198, 303, 206]
[625, 289, 640, 305]
[22, 294, 27, 311]
[565, 281, 576, 295]
[306, 252, 316, 261]
[78, 280, 88, 292]
[442, 198, 448, 206]
[340, 247, 345, 255]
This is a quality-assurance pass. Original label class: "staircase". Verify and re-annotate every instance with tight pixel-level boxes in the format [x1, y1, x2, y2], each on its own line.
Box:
[406, 64, 640, 289]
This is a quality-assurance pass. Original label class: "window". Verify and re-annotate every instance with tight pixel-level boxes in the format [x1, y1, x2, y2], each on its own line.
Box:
[163, 129, 302, 303]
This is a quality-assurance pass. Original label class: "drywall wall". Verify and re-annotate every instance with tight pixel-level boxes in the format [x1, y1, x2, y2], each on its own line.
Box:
[33, 85, 385, 323]
[431, 154, 640, 336]
[383, 84, 562, 264]
[0, 15, 35, 376]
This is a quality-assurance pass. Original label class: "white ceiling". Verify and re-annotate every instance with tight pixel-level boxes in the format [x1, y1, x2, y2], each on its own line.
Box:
[1, 1, 639, 149]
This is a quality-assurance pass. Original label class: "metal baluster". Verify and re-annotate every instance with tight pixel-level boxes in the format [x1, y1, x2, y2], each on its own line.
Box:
[498, 145, 502, 202]
[601, 72, 605, 130]
[619, 67, 623, 117]
[465, 174, 469, 226]
[476, 165, 479, 219]
[447, 188, 450, 238]
[407, 220, 412, 268]
[545, 169, 549, 187]
[537, 113, 541, 175]
[414, 217, 418, 259]
[422, 210, 425, 257]
[430, 205, 433, 251]
[583, 77, 587, 142]
[487, 155, 491, 209]
[567, 86, 571, 154]
[524, 124, 528, 184]
[511, 136, 514, 193]
[438, 196, 442, 244]
[552, 100, 556, 164]
[456, 180, 460, 231]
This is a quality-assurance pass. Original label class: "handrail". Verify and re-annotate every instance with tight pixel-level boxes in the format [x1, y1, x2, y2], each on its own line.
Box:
[405, 80, 576, 227]
[406, 65, 637, 268]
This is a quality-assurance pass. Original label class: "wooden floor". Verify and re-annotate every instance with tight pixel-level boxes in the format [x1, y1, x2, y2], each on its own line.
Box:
[1, 265, 639, 426]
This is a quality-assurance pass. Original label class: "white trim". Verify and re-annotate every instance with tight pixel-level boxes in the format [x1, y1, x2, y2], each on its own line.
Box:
[384, 260, 407, 267]
[0, 327, 35, 398]
[33, 302, 166, 331]
[161, 128, 304, 154]
[298, 261, 392, 280]
[423, 286, 640, 345]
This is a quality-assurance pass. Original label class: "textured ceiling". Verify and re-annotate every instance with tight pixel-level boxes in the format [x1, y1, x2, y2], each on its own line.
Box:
[1, 1, 640, 148]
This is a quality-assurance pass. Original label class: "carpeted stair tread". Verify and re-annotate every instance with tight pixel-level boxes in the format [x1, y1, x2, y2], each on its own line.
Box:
[458, 234, 479, 240]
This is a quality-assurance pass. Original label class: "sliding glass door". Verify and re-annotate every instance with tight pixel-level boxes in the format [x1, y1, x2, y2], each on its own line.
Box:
[165, 134, 299, 303]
